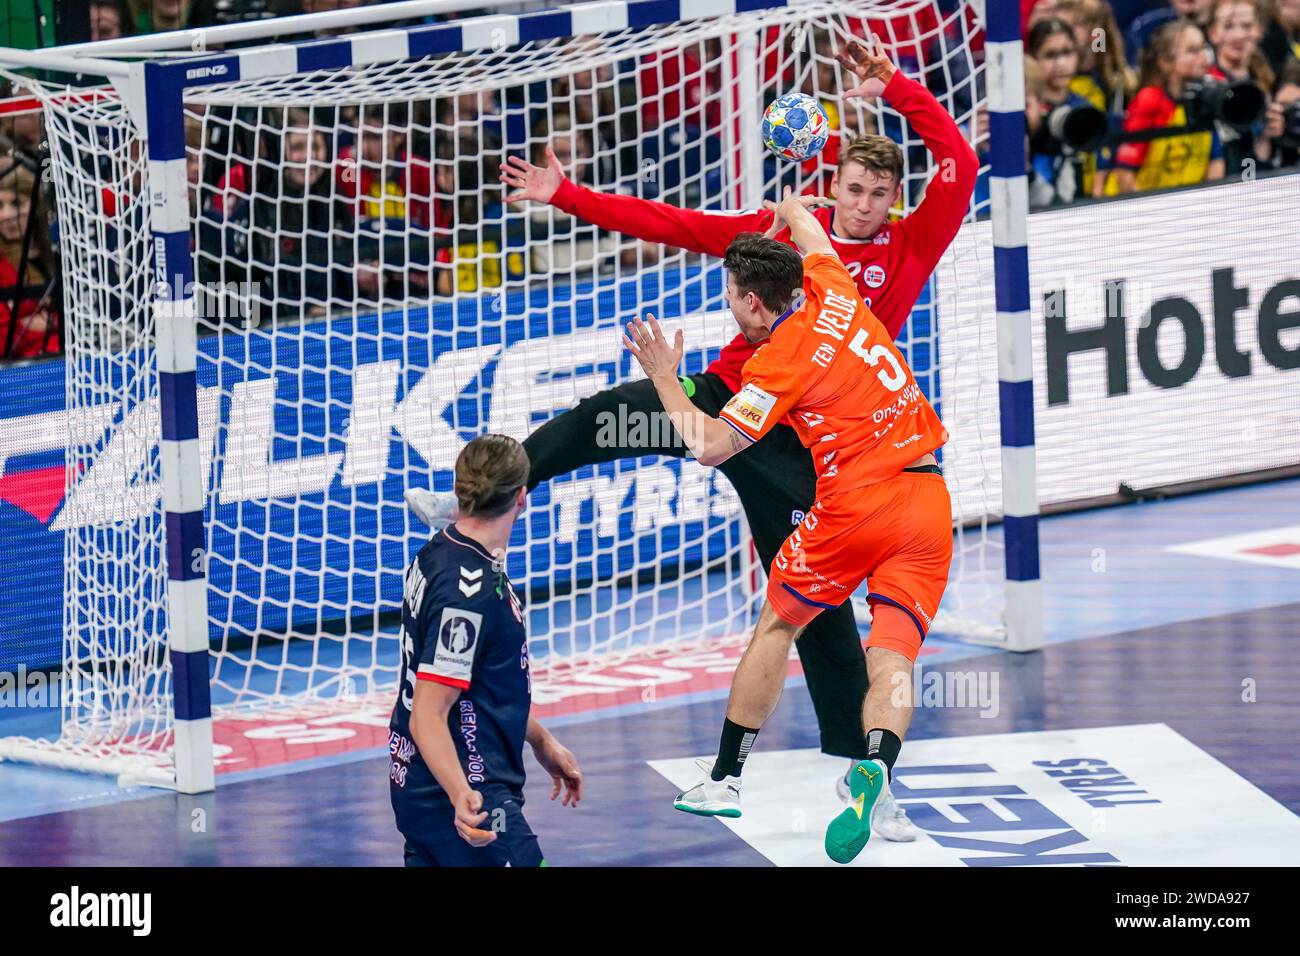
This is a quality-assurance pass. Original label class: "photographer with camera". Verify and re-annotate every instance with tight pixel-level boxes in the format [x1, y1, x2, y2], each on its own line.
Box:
[1261, 59, 1300, 169]
[1260, 0, 1300, 80]
[1113, 19, 1227, 191]
[1026, 18, 1112, 206]
[1054, 0, 1137, 197]
[1206, 0, 1277, 173]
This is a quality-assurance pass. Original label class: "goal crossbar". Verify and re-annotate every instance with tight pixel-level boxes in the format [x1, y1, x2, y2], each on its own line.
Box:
[27, 0, 541, 59]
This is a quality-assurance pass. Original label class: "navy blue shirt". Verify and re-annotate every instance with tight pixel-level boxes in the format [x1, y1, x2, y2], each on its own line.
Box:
[388, 525, 531, 839]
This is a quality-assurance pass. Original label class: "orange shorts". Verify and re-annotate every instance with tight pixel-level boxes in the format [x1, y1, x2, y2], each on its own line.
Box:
[766, 469, 953, 662]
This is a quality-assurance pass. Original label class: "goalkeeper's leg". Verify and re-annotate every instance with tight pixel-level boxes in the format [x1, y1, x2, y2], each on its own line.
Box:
[522, 375, 691, 489]
[405, 375, 691, 525]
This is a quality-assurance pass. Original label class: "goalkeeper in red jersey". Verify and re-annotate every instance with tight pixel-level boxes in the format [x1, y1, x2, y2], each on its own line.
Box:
[405, 38, 977, 842]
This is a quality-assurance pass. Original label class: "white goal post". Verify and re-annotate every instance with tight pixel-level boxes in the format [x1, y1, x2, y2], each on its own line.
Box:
[0, 0, 1038, 793]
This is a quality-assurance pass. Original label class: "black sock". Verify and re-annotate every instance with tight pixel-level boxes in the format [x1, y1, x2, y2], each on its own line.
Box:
[712, 718, 760, 780]
[865, 728, 902, 781]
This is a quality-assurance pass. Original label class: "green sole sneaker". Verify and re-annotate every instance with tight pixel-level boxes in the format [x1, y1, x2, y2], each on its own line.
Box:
[673, 760, 743, 818]
[825, 760, 886, 864]
[672, 801, 742, 818]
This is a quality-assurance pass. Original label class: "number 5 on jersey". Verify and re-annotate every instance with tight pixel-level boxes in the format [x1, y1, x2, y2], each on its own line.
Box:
[849, 328, 907, 392]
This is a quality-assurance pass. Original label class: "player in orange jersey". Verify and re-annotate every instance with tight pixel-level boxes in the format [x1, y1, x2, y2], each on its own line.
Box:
[623, 189, 953, 864]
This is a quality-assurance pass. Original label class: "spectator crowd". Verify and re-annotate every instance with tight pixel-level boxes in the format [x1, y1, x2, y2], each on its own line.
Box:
[2, 0, 1299, 360]
[1022, 0, 1300, 206]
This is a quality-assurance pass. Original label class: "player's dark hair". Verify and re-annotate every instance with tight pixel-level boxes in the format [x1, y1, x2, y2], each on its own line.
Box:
[455, 434, 530, 518]
[723, 233, 804, 315]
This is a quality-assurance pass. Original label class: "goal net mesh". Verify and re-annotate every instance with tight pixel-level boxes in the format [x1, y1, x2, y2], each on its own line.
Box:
[0, 0, 1001, 782]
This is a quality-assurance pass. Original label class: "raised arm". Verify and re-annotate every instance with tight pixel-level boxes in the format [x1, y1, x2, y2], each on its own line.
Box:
[623, 311, 811, 468]
[499, 145, 772, 257]
[839, 37, 979, 268]
[766, 188, 835, 257]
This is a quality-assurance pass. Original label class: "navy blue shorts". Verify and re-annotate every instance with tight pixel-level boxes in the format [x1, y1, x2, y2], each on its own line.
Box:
[400, 790, 544, 867]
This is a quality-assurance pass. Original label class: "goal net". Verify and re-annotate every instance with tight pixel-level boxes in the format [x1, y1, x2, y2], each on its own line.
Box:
[0, 0, 1006, 787]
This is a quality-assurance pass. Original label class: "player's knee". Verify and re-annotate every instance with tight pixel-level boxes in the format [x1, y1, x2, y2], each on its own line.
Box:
[866, 643, 913, 674]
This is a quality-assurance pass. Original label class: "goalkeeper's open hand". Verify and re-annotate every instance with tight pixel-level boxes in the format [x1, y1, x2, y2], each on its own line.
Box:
[836, 34, 897, 100]
[624, 313, 685, 386]
[500, 144, 566, 204]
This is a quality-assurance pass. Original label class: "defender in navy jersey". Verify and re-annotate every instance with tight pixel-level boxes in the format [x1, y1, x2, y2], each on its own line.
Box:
[389, 435, 582, 867]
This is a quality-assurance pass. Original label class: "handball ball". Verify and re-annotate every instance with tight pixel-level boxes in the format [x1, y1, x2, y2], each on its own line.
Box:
[762, 93, 830, 162]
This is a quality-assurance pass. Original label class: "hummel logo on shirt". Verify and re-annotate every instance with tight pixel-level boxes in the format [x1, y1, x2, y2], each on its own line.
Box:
[458, 565, 482, 597]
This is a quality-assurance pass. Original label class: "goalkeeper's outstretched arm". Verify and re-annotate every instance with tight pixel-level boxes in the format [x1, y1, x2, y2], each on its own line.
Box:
[837, 36, 978, 268]
[499, 146, 772, 257]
